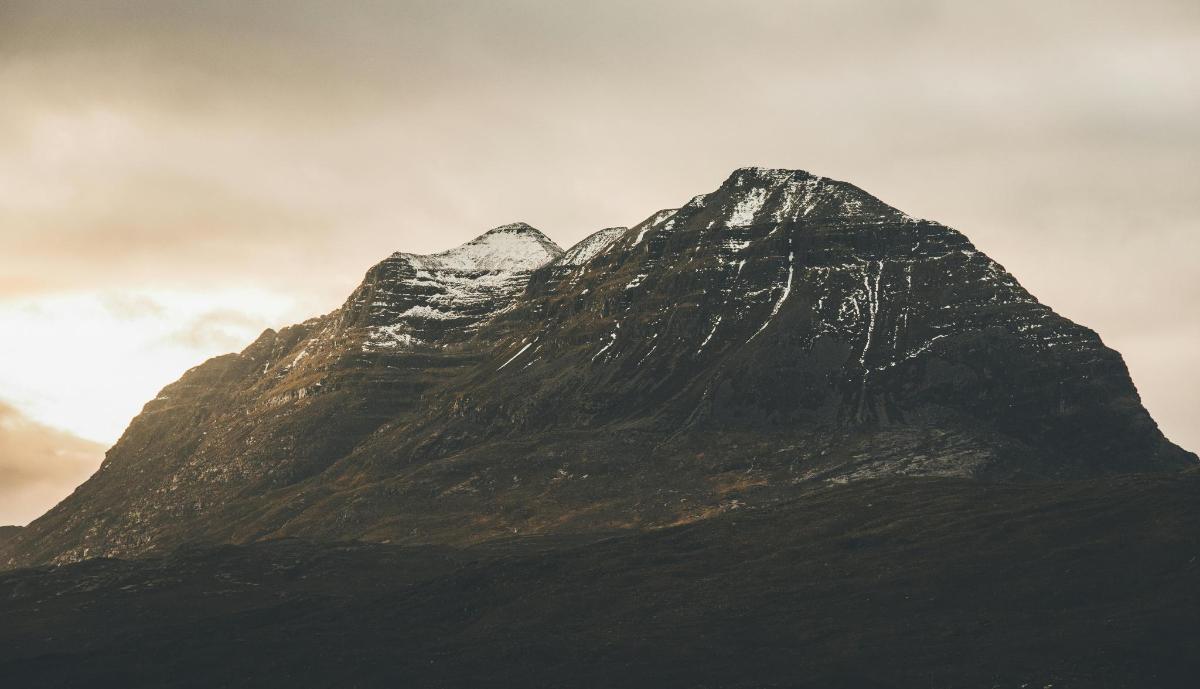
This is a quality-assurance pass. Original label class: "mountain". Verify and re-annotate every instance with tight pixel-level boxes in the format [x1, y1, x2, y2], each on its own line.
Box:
[2, 167, 1193, 569]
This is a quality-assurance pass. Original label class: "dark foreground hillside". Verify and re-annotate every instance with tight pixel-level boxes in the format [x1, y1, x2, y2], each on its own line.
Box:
[2, 473, 1198, 689]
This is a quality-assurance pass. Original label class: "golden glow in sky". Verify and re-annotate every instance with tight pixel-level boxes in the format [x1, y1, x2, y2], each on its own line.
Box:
[0, 288, 299, 444]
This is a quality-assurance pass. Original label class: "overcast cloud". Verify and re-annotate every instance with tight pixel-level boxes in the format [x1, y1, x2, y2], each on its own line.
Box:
[0, 401, 105, 525]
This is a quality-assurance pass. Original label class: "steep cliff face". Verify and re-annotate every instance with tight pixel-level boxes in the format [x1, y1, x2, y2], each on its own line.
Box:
[4, 168, 1192, 568]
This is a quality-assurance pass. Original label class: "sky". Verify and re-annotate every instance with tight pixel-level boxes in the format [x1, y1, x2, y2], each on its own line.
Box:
[0, 0, 1197, 524]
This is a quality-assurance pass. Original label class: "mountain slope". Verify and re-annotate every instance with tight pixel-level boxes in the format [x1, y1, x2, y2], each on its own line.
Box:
[0, 527, 20, 548]
[3, 168, 1192, 568]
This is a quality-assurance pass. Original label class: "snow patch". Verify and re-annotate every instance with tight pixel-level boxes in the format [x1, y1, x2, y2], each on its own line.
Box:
[497, 341, 534, 370]
[556, 227, 626, 267]
[747, 249, 795, 341]
[404, 223, 561, 273]
[728, 187, 768, 226]
[697, 315, 723, 354]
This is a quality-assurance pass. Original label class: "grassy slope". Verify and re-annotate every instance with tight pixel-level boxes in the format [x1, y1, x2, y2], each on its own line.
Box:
[2, 473, 1197, 689]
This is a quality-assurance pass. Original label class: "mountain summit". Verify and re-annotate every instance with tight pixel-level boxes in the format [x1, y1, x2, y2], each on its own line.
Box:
[396, 221, 562, 272]
[3, 168, 1193, 568]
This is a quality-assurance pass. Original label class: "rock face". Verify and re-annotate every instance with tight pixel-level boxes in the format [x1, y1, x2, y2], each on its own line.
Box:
[3, 168, 1193, 568]
[0, 527, 20, 548]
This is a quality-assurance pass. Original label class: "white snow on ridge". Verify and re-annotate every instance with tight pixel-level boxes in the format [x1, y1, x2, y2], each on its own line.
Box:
[556, 227, 627, 267]
[396, 305, 460, 320]
[363, 224, 563, 352]
[725, 170, 827, 226]
[405, 223, 563, 273]
[727, 187, 768, 226]
[363, 323, 424, 351]
[631, 209, 677, 246]
[722, 167, 911, 227]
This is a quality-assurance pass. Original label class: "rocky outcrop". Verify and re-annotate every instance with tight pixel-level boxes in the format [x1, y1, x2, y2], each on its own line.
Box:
[3, 168, 1192, 569]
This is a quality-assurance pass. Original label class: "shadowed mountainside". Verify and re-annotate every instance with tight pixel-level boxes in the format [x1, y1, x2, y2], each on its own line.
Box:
[2, 473, 1198, 688]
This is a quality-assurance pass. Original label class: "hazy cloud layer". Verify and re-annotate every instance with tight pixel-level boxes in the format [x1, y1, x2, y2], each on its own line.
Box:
[0, 401, 105, 525]
[0, 0, 1196, 505]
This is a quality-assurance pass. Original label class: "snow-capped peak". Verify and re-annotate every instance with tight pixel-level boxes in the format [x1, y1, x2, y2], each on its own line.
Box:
[713, 167, 901, 226]
[555, 227, 627, 267]
[404, 222, 563, 273]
